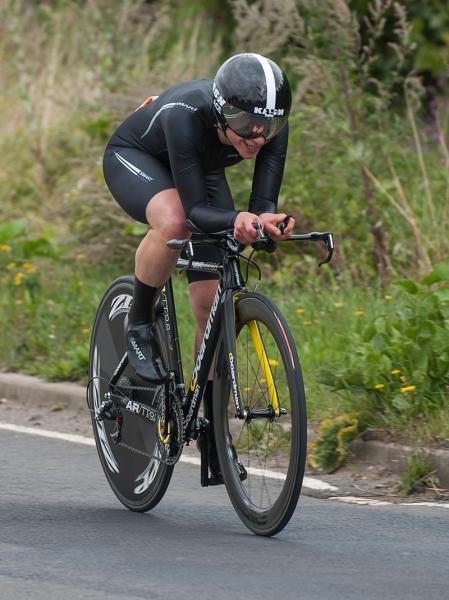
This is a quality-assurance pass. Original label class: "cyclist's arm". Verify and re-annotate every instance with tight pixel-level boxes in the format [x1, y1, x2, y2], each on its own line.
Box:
[248, 123, 289, 216]
[162, 111, 238, 232]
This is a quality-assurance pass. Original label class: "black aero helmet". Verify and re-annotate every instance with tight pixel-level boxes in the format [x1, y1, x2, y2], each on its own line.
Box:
[213, 53, 292, 141]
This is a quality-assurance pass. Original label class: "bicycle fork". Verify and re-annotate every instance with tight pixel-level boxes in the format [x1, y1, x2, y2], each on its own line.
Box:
[222, 291, 285, 422]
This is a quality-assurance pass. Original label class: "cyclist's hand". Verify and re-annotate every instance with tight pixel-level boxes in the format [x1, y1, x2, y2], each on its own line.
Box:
[259, 213, 295, 240]
[234, 212, 264, 244]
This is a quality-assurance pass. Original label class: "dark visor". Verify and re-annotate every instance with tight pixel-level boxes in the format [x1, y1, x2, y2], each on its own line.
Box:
[222, 103, 288, 141]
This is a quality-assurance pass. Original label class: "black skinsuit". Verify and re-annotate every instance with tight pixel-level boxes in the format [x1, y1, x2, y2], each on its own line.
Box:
[103, 79, 288, 279]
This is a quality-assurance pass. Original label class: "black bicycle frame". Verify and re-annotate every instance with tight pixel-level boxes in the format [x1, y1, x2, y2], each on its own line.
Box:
[161, 250, 247, 439]
[107, 230, 334, 440]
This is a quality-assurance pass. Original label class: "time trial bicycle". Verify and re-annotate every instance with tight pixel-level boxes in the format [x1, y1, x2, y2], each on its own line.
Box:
[87, 223, 333, 536]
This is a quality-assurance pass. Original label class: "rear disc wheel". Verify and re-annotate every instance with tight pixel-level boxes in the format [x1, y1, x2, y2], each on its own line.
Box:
[88, 276, 173, 512]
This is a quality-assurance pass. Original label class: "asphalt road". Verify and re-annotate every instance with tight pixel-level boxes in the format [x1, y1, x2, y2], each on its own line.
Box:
[1, 429, 449, 600]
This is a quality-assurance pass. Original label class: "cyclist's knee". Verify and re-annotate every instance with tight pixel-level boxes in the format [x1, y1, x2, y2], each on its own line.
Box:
[146, 189, 191, 240]
[160, 218, 191, 241]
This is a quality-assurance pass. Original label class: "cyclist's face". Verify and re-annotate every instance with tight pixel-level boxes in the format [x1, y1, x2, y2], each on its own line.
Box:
[224, 127, 266, 159]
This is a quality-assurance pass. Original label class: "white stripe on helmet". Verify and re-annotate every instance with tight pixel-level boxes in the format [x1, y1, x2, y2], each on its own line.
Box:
[249, 53, 276, 109]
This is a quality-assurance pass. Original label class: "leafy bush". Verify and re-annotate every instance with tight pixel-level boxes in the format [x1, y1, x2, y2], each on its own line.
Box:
[319, 258, 449, 426]
[0, 218, 106, 381]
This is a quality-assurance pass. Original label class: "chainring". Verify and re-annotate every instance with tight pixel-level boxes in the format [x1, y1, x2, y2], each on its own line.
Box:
[157, 390, 184, 466]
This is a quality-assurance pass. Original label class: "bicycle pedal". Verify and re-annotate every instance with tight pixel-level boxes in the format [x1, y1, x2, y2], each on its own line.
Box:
[207, 475, 224, 486]
[193, 417, 210, 437]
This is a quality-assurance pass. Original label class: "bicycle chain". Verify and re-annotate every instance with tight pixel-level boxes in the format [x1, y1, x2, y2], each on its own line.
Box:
[117, 384, 159, 393]
[116, 441, 156, 460]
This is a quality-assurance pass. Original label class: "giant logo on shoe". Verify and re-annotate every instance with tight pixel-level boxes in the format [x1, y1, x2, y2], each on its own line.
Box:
[129, 337, 146, 361]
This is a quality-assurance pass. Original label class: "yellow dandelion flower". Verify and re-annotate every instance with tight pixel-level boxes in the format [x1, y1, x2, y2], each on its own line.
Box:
[374, 384, 385, 389]
[296, 308, 305, 314]
[14, 272, 25, 286]
[81, 328, 90, 335]
[23, 262, 37, 273]
[400, 385, 416, 393]
[244, 387, 252, 392]
[303, 320, 312, 325]
[259, 378, 267, 383]
[354, 311, 364, 317]
[334, 302, 344, 308]
[391, 369, 400, 375]
[0, 244, 12, 252]
[384, 294, 392, 301]
[400, 375, 407, 382]
[7, 262, 16, 270]
[268, 358, 279, 366]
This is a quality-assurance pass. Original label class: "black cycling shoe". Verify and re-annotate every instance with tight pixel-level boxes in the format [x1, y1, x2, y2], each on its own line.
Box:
[124, 316, 168, 383]
[208, 437, 224, 486]
[198, 432, 247, 486]
[230, 440, 248, 482]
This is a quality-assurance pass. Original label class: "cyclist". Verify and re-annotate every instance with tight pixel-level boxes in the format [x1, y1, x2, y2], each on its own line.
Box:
[103, 52, 295, 483]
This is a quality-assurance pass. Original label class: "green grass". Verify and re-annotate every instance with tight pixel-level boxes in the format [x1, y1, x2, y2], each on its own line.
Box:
[399, 451, 439, 496]
[2, 236, 449, 447]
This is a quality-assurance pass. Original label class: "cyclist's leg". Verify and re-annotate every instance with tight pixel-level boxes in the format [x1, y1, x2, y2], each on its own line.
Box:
[103, 145, 191, 286]
[188, 279, 219, 355]
[187, 167, 233, 346]
[103, 146, 190, 381]
[186, 169, 236, 480]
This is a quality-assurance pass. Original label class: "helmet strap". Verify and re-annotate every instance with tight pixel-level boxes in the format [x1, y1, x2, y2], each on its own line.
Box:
[216, 122, 230, 143]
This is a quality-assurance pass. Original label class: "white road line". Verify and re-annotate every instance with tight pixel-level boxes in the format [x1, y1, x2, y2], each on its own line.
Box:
[329, 495, 449, 508]
[397, 502, 449, 508]
[0, 423, 95, 446]
[329, 496, 392, 506]
[303, 477, 339, 492]
[0, 422, 338, 491]
[5, 423, 447, 505]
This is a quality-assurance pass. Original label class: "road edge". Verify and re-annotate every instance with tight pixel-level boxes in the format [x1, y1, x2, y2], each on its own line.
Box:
[1, 371, 449, 489]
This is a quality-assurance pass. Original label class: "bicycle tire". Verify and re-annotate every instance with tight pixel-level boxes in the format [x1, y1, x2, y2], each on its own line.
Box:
[213, 292, 307, 536]
[88, 275, 173, 512]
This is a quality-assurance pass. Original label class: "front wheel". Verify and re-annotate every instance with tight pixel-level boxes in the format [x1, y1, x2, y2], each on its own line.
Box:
[214, 292, 307, 536]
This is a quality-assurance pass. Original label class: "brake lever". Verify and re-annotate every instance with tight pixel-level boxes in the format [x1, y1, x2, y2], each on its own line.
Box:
[253, 222, 267, 240]
[318, 233, 334, 267]
[251, 222, 277, 253]
[278, 214, 293, 234]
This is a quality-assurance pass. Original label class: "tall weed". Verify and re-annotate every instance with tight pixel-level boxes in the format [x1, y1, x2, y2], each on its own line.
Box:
[229, 0, 449, 283]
